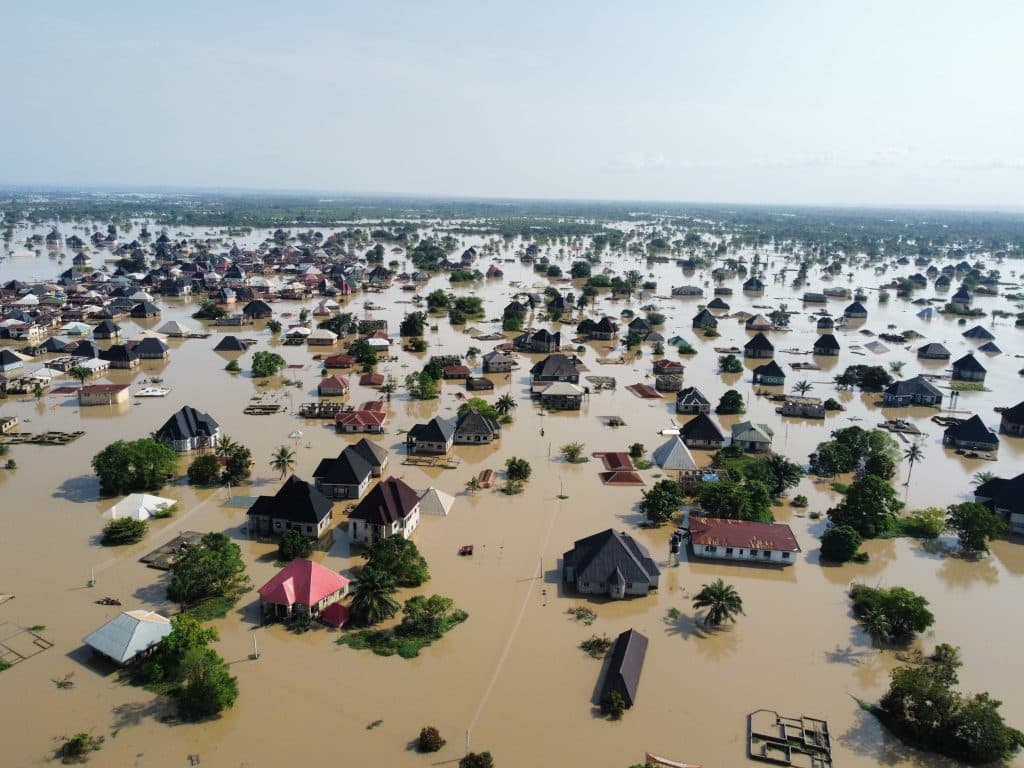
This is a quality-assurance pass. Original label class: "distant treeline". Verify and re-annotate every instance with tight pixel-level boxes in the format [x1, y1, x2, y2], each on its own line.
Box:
[2, 189, 1023, 254]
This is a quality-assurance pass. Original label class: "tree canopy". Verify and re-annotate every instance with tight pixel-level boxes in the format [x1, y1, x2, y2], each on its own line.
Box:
[167, 533, 249, 607]
[827, 474, 902, 538]
[363, 536, 430, 587]
[92, 438, 178, 496]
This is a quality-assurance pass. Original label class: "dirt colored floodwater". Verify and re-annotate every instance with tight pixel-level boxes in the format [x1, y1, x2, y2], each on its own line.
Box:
[1, 224, 1023, 767]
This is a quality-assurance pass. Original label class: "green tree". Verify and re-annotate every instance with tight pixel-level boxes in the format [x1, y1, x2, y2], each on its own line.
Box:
[101, 517, 148, 546]
[715, 389, 744, 414]
[426, 289, 451, 311]
[167, 533, 248, 607]
[141, 614, 217, 684]
[697, 479, 773, 522]
[177, 647, 239, 720]
[601, 690, 627, 720]
[820, 525, 862, 563]
[222, 445, 252, 485]
[459, 752, 495, 768]
[903, 442, 924, 486]
[269, 445, 296, 479]
[91, 438, 178, 496]
[692, 578, 745, 627]
[792, 379, 813, 396]
[187, 454, 222, 485]
[640, 478, 684, 525]
[363, 536, 430, 587]
[629, 442, 645, 459]
[850, 584, 934, 643]
[251, 350, 286, 378]
[213, 434, 238, 459]
[350, 566, 399, 627]
[457, 397, 500, 421]
[495, 394, 517, 415]
[418, 726, 446, 753]
[946, 502, 1007, 554]
[828, 474, 902, 538]
[505, 457, 532, 483]
[717, 354, 742, 373]
[751, 454, 803, 497]
[396, 594, 455, 637]
[901, 507, 946, 539]
[863, 452, 896, 480]
[400, 311, 426, 337]
[561, 442, 585, 462]
[279, 529, 313, 561]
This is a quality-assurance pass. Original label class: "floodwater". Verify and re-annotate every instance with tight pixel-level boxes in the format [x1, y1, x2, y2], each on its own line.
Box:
[1, 223, 1023, 767]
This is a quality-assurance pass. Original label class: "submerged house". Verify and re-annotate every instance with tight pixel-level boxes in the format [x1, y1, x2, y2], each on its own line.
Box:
[951, 353, 987, 383]
[780, 396, 825, 419]
[691, 308, 718, 330]
[247, 475, 333, 539]
[731, 421, 774, 452]
[883, 376, 943, 407]
[406, 416, 455, 455]
[1000, 400, 1024, 437]
[83, 610, 172, 666]
[600, 629, 648, 710]
[675, 386, 711, 415]
[813, 334, 840, 356]
[257, 558, 349, 624]
[974, 472, 1024, 534]
[482, 350, 514, 373]
[943, 415, 998, 453]
[917, 342, 951, 360]
[563, 529, 660, 599]
[347, 477, 421, 545]
[744, 332, 774, 359]
[453, 408, 501, 444]
[312, 446, 373, 499]
[539, 381, 585, 410]
[687, 516, 800, 565]
[530, 353, 580, 385]
[154, 405, 220, 451]
[752, 360, 786, 386]
[349, 438, 389, 476]
[680, 412, 725, 449]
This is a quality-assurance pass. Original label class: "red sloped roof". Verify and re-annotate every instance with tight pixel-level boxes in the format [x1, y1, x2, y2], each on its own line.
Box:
[258, 558, 349, 607]
[334, 410, 386, 427]
[321, 603, 351, 628]
[688, 516, 800, 552]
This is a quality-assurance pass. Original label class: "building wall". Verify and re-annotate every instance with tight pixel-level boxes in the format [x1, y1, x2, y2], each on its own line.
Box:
[574, 578, 651, 597]
[692, 542, 795, 565]
[1001, 418, 1024, 437]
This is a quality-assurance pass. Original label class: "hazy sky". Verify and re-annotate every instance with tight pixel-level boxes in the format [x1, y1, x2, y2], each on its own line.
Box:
[3, 1, 1023, 207]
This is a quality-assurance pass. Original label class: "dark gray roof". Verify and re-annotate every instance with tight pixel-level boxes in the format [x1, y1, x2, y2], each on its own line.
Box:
[213, 335, 248, 352]
[917, 342, 950, 358]
[945, 415, 998, 446]
[952, 352, 986, 373]
[99, 344, 138, 363]
[814, 333, 840, 350]
[680, 412, 724, 442]
[975, 471, 1024, 515]
[753, 360, 786, 379]
[601, 629, 648, 708]
[563, 529, 660, 590]
[156, 405, 219, 442]
[349, 477, 420, 525]
[675, 386, 709, 405]
[408, 416, 455, 444]
[707, 297, 730, 310]
[247, 475, 332, 525]
[530, 354, 579, 379]
[744, 332, 774, 351]
[313, 447, 372, 487]
[885, 375, 942, 398]
[962, 325, 995, 340]
[350, 438, 388, 468]
[454, 409, 500, 438]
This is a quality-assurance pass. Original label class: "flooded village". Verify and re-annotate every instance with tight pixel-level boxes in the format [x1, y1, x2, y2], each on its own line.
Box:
[1, 197, 1024, 768]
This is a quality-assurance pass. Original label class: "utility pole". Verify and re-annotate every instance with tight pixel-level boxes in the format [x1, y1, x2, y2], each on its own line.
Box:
[252, 633, 259, 660]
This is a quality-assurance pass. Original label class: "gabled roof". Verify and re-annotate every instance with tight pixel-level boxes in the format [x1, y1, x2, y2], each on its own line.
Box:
[680, 412, 724, 442]
[313, 447, 372, 487]
[540, 381, 585, 396]
[563, 529, 660, 588]
[156, 405, 218, 442]
[83, 610, 172, 664]
[814, 333, 840, 350]
[731, 421, 774, 443]
[975, 471, 1024, 515]
[844, 301, 867, 315]
[675, 386, 709, 406]
[419, 486, 456, 516]
[213, 335, 248, 351]
[247, 475, 333, 525]
[530, 354, 578, 379]
[349, 439, 388, 470]
[409, 416, 455, 444]
[744, 332, 774, 351]
[652, 436, 698, 471]
[601, 629, 648, 708]
[454, 408, 501, 438]
[952, 352, 986, 373]
[944, 415, 998, 446]
[885, 375, 942, 398]
[258, 558, 349, 607]
[349, 477, 420, 525]
[707, 297, 730, 310]
[1001, 400, 1024, 424]
[688, 516, 800, 552]
[917, 342, 950, 358]
[962, 325, 995, 340]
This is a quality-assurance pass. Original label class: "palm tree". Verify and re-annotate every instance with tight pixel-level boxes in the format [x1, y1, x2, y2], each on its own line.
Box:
[889, 360, 905, 376]
[972, 471, 995, 486]
[68, 365, 90, 385]
[691, 579, 745, 627]
[857, 606, 892, 643]
[561, 442, 585, 462]
[903, 442, 924, 486]
[214, 434, 238, 459]
[465, 476, 481, 494]
[350, 566, 399, 626]
[792, 380, 813, 396]
[495, 394, 517, 416]
[270, 445, 296, 479]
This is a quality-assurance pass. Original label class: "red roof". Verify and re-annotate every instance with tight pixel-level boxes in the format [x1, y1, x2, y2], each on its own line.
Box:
[324, 354, 355, 367]
[626, 383, 663, 399]
[359, 400, 385, 412]
[688, 516, 800, 552]
[593, 452, 635, 471]
[335, 410, 386, 427]
[600, 470, 646, 485]
[318, 375, 349, 392]
[258, 558, 349, 607]
[653, 359, 686, 374]
[80, 384, 128, 393]
[359, 372, 384, 386]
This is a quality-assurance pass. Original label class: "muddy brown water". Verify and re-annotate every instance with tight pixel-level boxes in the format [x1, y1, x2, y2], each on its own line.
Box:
[1, 224, 1023, 766]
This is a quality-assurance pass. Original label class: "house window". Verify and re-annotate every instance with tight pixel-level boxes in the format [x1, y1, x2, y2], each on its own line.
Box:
[725, 547, 733, 555]
[738, 550, 744, 555]
[782, 552, 790, 559]
[705, 545, 717, 553]
[749, 549, 758, 556]
[763, 551, 771, 558]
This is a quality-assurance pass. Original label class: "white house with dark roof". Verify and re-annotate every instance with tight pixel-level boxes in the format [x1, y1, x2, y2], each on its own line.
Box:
[563, 529, 660, 599]
[154, 405, 220, 451]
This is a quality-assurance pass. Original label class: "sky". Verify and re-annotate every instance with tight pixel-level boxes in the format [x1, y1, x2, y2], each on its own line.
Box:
[2, 1, 1023, 208]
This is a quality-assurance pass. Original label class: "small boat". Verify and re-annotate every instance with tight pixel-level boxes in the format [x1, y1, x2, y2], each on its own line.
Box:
[95, 597, 122, 606]
[458, 545, 474, 556]
[135, 387, 171, 397]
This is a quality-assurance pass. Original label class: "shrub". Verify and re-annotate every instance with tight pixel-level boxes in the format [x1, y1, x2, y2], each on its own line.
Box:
[850, 584, 934, 643]
[899, 507, 945, 539]
[823, 397, 843, 411]
[418, 726, 446, 753]
[820, 525, 862, 563]
[279, 529, 313, 561]
[459, 752, 495, 768]
[791, 495, 809, 507]
[102, 517, 148, 546]
[601, 690, 626, 719]
[60, 732, 103, 763]
[187, 454, 222, 485]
